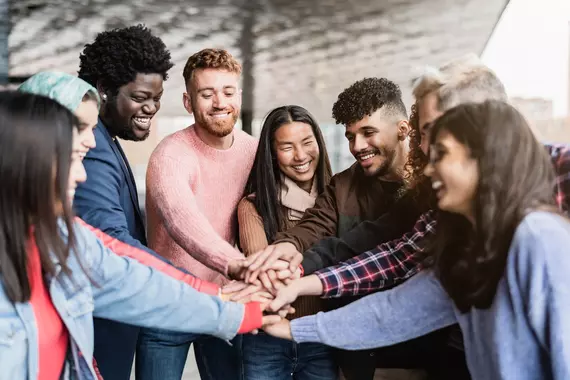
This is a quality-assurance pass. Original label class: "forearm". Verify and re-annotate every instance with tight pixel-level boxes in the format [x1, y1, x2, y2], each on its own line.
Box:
[314, 211, 436, 298]
[290, 271, 456, 350]
[292, 275, 324, 297]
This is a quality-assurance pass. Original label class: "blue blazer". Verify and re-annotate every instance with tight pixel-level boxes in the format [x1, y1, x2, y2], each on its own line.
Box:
[74, 119, 150, 254]
[73, 119, 155, 380]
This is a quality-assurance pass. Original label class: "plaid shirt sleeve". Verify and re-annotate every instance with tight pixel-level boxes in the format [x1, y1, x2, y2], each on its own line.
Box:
[315, 210, 437, 298]
[545, 143, 570, 214]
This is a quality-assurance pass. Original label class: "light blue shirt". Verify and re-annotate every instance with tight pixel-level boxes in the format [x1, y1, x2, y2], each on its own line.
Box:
[291, 211, 570, 379]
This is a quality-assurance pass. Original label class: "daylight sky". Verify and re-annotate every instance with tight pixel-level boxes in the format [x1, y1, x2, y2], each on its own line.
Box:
[481, 0, 570, 117]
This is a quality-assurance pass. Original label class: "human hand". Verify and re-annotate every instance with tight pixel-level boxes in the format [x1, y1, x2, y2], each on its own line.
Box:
[245, 245, 303, 283]
[221, 281, 273, 303]
[261, 317, 293, 340]
[227, 259, 248, 280]
[268, 281, 302, 313]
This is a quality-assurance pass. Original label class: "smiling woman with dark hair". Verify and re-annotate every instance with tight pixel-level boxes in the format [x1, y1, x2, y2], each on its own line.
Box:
[238, 105, 337, 380]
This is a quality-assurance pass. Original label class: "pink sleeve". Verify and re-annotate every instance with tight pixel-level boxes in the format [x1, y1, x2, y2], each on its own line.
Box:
[146, 151, 243, 276]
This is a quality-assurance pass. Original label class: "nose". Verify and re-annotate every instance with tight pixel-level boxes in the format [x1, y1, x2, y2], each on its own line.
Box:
[352, 134, 368, 152]
[73, 159, 87, 185]
[142, 100, 158, 115]
[82, 129, 96, 150]
[294, 147, 308, 162]
[424, 162, 434, 177]
[212, 93, 228, 109]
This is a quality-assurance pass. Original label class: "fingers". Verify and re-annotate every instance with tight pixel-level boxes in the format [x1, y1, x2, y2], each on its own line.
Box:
[275, 269, 293, 280]
[269, 260, 289, 271]
[229, 284, 261, 302]
[289, 253, 304, 273]
[245, 246, 275, 272]
[259, 249, 290, 272]
[258, 271, 273, 290]
[222, 281, 249, 294]
[261, 314, 283, 326]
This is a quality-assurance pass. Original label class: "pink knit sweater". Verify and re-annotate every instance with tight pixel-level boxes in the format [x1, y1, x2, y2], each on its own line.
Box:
[146, 125, 258, 285]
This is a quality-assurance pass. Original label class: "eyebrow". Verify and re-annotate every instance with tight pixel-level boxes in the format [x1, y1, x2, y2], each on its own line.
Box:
[276, 135, 315, 146]
[197, 85, 237, 93]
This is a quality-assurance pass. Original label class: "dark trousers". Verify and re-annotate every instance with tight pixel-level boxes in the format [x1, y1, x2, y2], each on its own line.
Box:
[93, 318, 139, 380]
[336, 327, 471, 380]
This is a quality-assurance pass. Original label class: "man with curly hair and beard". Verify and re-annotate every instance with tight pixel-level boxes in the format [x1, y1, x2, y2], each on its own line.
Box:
[74, 24, 178, 380]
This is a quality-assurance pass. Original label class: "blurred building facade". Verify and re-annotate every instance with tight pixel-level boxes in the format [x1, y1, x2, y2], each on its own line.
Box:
[6, 0, 509, 202]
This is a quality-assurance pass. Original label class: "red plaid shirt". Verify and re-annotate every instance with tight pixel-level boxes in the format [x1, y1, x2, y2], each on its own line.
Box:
[316, 143, 570, 298]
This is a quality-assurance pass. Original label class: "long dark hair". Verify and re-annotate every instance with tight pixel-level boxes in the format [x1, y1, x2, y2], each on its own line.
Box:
[0, 91, 79, 303]
[428, 100, 556, 312]
[245, 105, 332, 242]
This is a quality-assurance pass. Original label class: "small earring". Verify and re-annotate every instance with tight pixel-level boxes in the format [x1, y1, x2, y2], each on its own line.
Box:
[101, 94, 107, 101]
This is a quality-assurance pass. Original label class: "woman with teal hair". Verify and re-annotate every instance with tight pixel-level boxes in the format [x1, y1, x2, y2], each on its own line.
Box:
[19, 71, 100, 159]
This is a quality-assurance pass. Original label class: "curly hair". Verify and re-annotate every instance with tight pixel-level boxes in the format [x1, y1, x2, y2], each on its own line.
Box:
[332, 77, 407, 126]
[400, 102, 435, 212]
[183, 48, 242, 86]
[78, 24, 174, 93]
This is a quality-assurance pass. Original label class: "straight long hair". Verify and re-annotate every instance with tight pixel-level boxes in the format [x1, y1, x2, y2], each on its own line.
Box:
[245, 105, 332, 242]
[0, 91, 79, 303]
[428, 101, 556, 312]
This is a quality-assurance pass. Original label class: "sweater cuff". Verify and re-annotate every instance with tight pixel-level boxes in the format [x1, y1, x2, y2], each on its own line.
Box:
[290, 315, 321, 344]
[237, 302, 263, 333]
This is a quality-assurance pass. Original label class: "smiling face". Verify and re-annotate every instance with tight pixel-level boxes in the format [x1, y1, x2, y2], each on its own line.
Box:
[273, 121, 320, 192]
[73, 99, 99, 159]
[184, 68, 241, 138]
[424, 129, 479, 222]
[344, 108, 403, 178]
[101, 73, 164, 141]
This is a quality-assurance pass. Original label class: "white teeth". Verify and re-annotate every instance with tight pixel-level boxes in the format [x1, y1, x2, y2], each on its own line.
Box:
[359, 153, 376, 161]
[292, 162, 310, 171]
[134, 117, 151, 126]
[432, 180, 443, 190]
[212, 113, 230, 118]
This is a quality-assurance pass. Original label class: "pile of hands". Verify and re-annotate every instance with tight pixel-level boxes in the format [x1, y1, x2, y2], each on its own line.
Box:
[222, 242, 307, 340]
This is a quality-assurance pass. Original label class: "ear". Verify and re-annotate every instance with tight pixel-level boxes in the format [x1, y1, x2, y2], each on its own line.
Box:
[96, 82, 108, 103]
[182, 92, 193, 115]
[397, 120, 411, 141]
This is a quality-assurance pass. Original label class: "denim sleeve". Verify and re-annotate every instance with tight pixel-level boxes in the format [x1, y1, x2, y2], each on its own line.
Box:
[290, 270, 456, 350]
[78, 224, 245, 341]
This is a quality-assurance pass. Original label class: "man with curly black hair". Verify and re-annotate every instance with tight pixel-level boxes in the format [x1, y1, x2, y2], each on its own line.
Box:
[74, 24, 176, 380]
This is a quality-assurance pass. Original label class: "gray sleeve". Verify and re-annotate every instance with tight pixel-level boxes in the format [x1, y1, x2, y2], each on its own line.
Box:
[290, 270, 457, 350]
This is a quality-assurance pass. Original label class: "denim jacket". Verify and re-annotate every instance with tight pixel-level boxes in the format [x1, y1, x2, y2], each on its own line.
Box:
[0, 221, 246, 379]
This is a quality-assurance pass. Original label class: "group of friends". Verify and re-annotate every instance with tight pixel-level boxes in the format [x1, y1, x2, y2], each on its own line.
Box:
[0, 23, 568, 380]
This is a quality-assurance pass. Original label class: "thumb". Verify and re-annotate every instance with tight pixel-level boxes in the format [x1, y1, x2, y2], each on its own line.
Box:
[261, 314, 283, 326]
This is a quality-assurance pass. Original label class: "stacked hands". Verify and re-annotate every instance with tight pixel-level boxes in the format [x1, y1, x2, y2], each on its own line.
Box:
[223, 242, 316, 340]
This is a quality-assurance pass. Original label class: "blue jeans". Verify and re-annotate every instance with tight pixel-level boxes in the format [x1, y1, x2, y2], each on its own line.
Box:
[93, 318, 140, 380]
[135, 327, 243, 380]
[242, 332, 338, 380]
